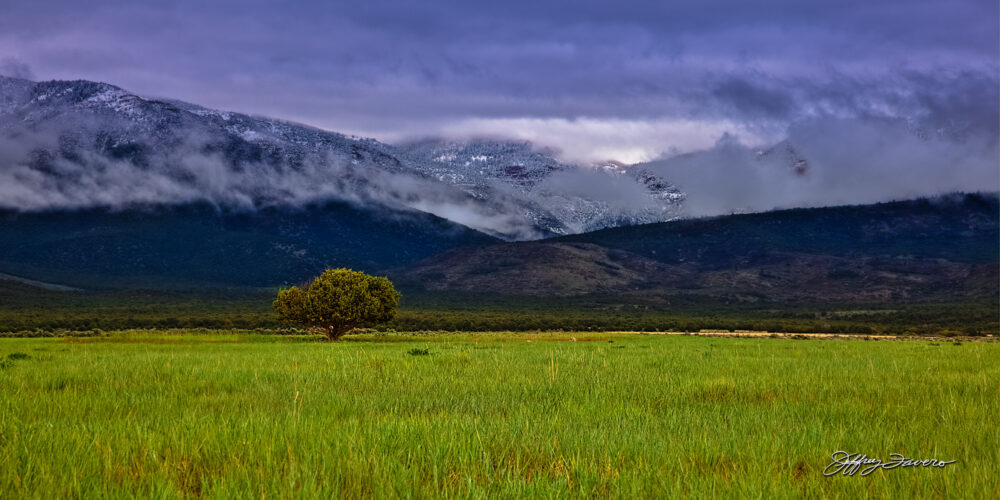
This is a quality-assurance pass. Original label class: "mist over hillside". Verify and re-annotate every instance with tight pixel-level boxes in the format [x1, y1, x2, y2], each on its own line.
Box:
[0, 76, 685, 240]
[642, 119, 997, 217]
[2, 75, 995, 240]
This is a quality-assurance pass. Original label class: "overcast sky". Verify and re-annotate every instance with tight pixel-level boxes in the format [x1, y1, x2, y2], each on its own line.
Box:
[1, 0, 996, 164]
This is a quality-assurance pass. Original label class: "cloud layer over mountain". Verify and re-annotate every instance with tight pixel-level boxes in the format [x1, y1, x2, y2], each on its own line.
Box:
[0, 78, 688, 240]
[0, 1, 995, 223]
[645, 117, 998, 217]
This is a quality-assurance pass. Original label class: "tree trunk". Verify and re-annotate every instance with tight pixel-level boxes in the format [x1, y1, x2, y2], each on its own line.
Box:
[325, 324, 353, 341]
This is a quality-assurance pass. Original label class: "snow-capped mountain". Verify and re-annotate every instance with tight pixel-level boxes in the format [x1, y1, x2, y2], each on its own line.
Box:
[397, 139, 685, 234]
[0, 77, 420, 207]
[0, 75, 685, 239]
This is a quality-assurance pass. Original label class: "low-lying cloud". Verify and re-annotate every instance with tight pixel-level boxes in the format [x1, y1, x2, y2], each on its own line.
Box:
[645, 116, 998, 217]
[0, 115, 542, 239]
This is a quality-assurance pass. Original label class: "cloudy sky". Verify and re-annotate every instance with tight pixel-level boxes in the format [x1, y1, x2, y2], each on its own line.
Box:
[1, 0, 996, 165]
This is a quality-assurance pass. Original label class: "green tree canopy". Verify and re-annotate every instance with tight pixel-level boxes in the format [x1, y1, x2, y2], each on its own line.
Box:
[273, 268, 400, 340]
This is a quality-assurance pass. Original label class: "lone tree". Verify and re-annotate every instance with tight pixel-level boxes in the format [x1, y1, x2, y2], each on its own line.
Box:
[273, 268, 400, 341]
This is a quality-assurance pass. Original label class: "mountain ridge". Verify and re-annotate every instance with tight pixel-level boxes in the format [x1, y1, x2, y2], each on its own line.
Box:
[0, 75, 685, 239]
[396, 192, 999, 302]
[0, 201, 499, 288]
[0, 193, 993, 302]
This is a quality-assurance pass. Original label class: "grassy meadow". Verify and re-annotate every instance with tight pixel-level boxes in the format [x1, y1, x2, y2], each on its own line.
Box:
[0, 331, 996, 498]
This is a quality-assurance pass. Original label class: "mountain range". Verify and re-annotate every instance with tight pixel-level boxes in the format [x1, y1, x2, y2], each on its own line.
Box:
[0, 75, 684, 239]
[0, 76, 996, 307]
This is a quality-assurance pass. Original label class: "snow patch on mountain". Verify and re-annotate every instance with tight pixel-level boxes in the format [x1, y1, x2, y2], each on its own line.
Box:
[0, 76, 690, 239]
[396, 139, 685, 234]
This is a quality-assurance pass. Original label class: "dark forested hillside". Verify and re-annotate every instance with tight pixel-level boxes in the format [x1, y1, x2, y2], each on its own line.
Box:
[399, 193, 999, 303]
[557, 193, 998, 266]
[2, 193, 993, 299]
[0, 202, 497, 288]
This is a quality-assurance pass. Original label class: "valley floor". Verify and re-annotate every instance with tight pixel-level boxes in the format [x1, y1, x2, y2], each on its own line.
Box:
[0, 331, 996, 498]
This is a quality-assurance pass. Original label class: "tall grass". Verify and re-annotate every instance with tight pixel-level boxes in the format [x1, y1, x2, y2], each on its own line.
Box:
[0, 332, 996, 498]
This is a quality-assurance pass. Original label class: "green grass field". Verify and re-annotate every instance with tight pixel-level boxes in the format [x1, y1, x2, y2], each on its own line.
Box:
[0, 331, 996, 498]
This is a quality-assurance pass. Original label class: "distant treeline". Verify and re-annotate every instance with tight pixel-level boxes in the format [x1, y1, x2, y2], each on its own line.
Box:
[0, 284, 994, 336]
[388, 303, 996, 336]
